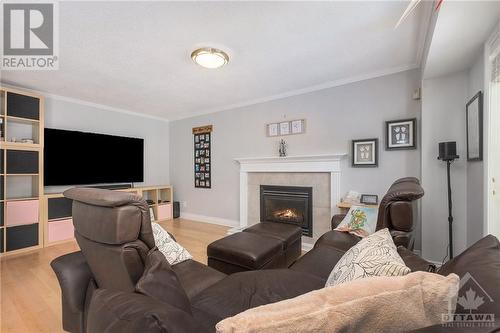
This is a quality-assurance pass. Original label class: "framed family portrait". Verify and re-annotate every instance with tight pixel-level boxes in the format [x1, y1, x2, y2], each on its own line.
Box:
[466, 91, 483, 161]
[352, 138, 378, 167]
[386, 118, 416, 150]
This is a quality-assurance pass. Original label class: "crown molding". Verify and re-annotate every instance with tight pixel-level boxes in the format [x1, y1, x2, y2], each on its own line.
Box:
[171, 63, 420, 121]
[0, 82, 170, 123]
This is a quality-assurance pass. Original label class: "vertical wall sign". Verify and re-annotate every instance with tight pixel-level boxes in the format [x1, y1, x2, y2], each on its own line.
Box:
[193, 125, 212, 189]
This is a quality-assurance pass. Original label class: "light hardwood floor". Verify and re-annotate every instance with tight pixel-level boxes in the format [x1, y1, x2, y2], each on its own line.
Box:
[0, 219, 229, 333]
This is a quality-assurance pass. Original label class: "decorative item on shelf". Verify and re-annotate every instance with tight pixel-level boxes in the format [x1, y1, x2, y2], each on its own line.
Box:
[193, 125, 212, 189]
[466, 91, 483, 161]
[279, 139, 287, 157]
[437, 141, 459, 259]
[352, 138, 378, 167]
[343, 190, 361, 204]
[386, 118, 416, 150]
[266, 119, 305, 137]
[20, 138, 34, 144]
[360, 194, 379, 205]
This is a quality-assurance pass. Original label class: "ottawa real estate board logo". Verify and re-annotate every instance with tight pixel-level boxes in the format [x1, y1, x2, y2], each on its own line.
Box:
[1, 1, 59, 70]
[442, 272, 495, 328]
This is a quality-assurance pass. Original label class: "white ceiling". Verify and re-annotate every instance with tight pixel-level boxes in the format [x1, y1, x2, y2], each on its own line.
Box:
[424, 1, 500, 79]
[2, 1, 430, 120]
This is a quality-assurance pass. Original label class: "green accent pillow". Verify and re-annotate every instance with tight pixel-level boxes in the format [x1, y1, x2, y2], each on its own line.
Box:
[335, 205, 378, 237]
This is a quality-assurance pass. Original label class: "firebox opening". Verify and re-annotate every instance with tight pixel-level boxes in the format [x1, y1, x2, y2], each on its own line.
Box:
[260, 185, 313, 237]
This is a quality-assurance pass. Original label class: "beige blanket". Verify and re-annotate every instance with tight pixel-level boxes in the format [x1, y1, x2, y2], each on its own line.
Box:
[216, 271, 459, 333]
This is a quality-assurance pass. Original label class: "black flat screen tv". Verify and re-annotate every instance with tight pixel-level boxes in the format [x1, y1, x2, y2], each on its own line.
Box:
[44, 128, 144, 186]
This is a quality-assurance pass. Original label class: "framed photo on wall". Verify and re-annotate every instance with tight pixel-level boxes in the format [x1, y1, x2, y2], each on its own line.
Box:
[466, 91, 483, 161]
[385, 118, 416, 150]
[352, 138, 378, 167]
[193, 125, 212, 189]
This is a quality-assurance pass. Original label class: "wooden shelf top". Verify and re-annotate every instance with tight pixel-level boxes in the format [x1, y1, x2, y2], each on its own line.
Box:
[337, 201, 379, 209]
[5, 197, 39, 202]
[5, 115, 40, 124]
[0, 142, 41, 150]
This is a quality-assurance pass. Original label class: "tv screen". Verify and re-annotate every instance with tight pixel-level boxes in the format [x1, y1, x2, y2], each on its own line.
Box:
[44, 128, 144, 186]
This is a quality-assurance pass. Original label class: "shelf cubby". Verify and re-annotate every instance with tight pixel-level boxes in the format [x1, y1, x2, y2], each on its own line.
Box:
[47, 197, 73, 220]
[6, 223, 39, 251]
[5, 175, 39, 200]
[5, 121, 40, 145]
[6, 92, 40, 121]
[6, 150, 39, 174]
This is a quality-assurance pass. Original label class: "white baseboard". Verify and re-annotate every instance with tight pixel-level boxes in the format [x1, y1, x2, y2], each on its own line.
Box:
[180, 212, 239, 227]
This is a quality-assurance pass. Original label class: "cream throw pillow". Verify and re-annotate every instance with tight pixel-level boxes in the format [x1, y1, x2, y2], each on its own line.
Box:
[151, 222, 192, 265]
[325, 228, 410, 287]
[216, 271, 459, 333]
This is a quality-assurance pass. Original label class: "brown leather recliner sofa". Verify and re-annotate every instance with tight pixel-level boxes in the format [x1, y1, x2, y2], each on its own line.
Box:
[331, 177, 424, 250]
[52, 186, 500, 333]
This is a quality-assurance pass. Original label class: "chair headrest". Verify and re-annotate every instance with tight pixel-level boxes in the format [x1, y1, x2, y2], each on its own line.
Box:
[376, 177, 424, 230]
[64, 188, 155, 248]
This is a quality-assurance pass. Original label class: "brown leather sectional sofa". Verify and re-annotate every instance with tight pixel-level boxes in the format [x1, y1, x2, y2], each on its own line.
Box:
[51, 182, 500, 333]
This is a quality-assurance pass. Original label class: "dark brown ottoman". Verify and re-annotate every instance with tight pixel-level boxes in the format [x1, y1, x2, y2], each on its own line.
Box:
[207, 232, 285, 275]
[244, 222, 302, 266]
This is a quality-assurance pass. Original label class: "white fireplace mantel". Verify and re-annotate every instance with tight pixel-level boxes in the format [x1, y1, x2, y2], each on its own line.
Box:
[234, 154, 347, 231]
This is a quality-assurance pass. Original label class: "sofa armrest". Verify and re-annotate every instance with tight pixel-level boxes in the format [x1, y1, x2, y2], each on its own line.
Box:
[51, 251, 93, 312]
[51, 251, 93, 333]
[331, 214, 346, 230]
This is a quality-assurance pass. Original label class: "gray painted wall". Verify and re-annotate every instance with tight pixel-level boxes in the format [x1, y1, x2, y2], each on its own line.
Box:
[170, 70, 422, 247]
[43, 97, 170, 193]
[467, 51, 485, 247]
[421, 71, 468, 262]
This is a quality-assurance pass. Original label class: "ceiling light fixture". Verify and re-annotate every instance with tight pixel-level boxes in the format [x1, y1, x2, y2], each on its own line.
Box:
[191, 47, 229, 69]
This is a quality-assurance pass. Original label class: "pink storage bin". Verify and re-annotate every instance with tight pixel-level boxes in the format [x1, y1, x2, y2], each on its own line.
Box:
[157, 203, 172, 220]
[6, 199, 39, 226]
[48, 219, 74, 243]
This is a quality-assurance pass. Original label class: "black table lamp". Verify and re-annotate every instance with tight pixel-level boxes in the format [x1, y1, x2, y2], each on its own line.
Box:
[438, 141, 459, 259]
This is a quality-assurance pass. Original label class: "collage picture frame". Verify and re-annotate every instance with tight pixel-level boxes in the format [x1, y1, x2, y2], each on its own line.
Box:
[193, 125, 212, 189]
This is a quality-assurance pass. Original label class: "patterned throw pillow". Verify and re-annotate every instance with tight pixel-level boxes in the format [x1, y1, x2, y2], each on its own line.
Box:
[151, 222, 193, 265]
[335, 205, 378, 237]
[325, 228, 410, 287]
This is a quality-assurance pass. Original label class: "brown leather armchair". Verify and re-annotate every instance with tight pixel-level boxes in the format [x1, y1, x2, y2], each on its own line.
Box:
[331, 177, 424, 250]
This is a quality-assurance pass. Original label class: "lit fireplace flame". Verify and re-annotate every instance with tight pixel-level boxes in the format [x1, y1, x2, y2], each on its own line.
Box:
[275, 209, 298, 219]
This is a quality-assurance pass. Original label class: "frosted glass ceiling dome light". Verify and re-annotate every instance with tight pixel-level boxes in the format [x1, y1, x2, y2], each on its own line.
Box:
[191, 47, 229, 69]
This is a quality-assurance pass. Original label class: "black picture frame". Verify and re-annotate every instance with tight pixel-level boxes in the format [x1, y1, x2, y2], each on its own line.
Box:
[360, 194, 378, 205]
[352, 138, 378, 168]
[194, 132, 211, 189]
[466, 91, 483, 161]
[385, 118, 416, 150]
